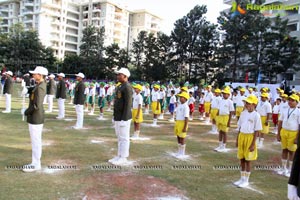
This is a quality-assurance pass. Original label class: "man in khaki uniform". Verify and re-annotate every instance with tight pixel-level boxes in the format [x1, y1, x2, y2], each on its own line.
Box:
[73, 72, 85, 129]
[46, 74, 56, 113]
[109, 68, 133, 165]
[23, 66, 48, 172]
[56, 73, 67, 119]
[2, 71, 13, 113]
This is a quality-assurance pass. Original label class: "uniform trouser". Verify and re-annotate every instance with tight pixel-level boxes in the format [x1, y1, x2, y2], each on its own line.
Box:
[289, 145, 300, 197]
[58, 98, 65, 118]
[29, 124, 43, 167]
[75, 104, 84, 128]
[47, 95, 54, 111]
[114, 120, 131, 158]
[5, 93, 11, 112]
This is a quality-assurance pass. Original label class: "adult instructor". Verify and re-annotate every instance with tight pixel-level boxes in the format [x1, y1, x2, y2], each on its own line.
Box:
[23, 66, 48, 172]
[108, 68, 132, 166]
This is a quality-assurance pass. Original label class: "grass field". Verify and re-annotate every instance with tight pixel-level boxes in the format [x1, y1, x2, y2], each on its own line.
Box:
[0, 84, 288, 200]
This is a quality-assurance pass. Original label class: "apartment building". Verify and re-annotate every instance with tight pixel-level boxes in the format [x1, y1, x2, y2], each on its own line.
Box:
[128, 9, 162, 50]
[0, 0, 162, 60]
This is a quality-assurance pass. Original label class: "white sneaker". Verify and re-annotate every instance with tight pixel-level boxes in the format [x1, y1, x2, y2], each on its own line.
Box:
[238, 180, 249, 188]
[277, 168, 287, 175]
[158, 115, 164, 120]
[22, 164, 41, 173]
[151, 123, 158, 127]
[285, 170, 291, 177]
[45, 110, 52, 113]
[214, 146, 222, 151]
[88, 112, 94, 115]
[199, 117, 204, 120]
[56, 116, 64, 120]
[84, 109, 88, 112]
[72, 126, 82, 130]
[205, 121, 211, 125]
[108, 156, 120, 163]
[2, 110, 11, 113]
[169, 118, 175, 122]
[233, 178, 244, 186]
[97, 116, 104, 120]
[112, 157, 128, 166]
[189, 118, 193, 121]
[209, 130, 218, 135]
[217, 146, 227, 153]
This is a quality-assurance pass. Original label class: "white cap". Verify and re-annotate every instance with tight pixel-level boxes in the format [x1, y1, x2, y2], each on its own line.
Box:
[29, 66, 48, 76]
[49, 74, 55, 78]
[57, 73, 65, 78]
[115, 68, 130, 78]
[6, 71, 13, 76]
[75, 72, 85, 78]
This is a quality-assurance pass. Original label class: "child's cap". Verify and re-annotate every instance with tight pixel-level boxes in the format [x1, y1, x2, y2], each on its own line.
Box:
[289, 94, 299, 102]
[281, 94, 288, 98]
[153, 85, 160, 89]
[181, 87, 188, 92]
[245, 95, 258, 105]
[133, 84, 143, 91]
[177, 92, 190, 100]
[248, 88, 253, 91]
[261, 93, 269, 98]
[239, 88, 246, 92]
[222, 88, 231, 95]
[99, 82, 105, 86]
[214, 88, 221, 93]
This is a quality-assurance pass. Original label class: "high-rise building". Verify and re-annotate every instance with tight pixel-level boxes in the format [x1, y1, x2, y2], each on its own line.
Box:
[128, 9, 162, 50]
[0, 0, 162, 60]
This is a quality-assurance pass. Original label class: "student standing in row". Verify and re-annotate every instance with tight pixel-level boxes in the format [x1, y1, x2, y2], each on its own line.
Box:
[2, 71, 13, 113]
[46, 74, 56, 113]
[23, 66, 48, 172]
[131, 84, 143, 139]
[56, 73, 66, 119]
[73, 73, 85, 129]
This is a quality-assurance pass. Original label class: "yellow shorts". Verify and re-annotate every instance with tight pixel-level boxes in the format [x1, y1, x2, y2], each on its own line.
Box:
[236, 106, 244, 117]
[237, 132, 257, 161]
[151, 101, 161, 115]
[216, 115, 229, 132]
[174, 120, 188, 138]
[132, 109, 143, 123]
[204, 102, 211, 114]
[280, 129, 297, 151]
[210, 108, 219, 121]
[260, 116, 269, 134]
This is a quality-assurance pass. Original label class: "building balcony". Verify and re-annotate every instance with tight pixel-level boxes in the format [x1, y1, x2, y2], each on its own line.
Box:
[51, 29, 60, 34]
[65, 40, 78, 45]
[65, 31, 78, 37]
[66, 23, 79, 29]
[24, 1, 34, 7]
[64, 46, 78, 52]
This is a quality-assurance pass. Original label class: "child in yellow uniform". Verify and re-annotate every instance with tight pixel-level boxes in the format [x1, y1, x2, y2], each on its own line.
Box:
[174, 92, 190, 158]
[234, 95, 262, 188]
[235, 88, 246, 120]
[277, 94, 300, 177]
[209, 88, 221, 134]
[131, 84, 143, 140]
[151, 85, 161, 127]
[214, 88, 235, 152]
[256, 93, 272, 147]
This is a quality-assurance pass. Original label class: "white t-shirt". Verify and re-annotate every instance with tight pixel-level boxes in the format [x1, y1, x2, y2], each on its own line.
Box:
[133, 93, 143, 109]
[89, 87, 96, 96]
[273, 104, 280, 114]
[279, 107, 300, 131]
[232, 95, 238, 104]
[238, 110, 262, 134]
[151, 90, 159, 102]
[170, 96, 176, 104]
[211, 96, 222, 109]
[218, 98, 235, 115]
[236, 95, 246, 107]
[144, 88, 150, 96]
[256, 101, 272, 117]
[188, 96, 195, 105]
[84, 87, 89, 95]
[167, 88, 173, 97]
[204, 91, 213, 103]
[99, 87, 106, 97]
[176, 102, 189, 120]
[199, 97, 204, 104]
[279, 101, 289, 114]
[159, 90, 166, 100]
[106, 87, 113, 96]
